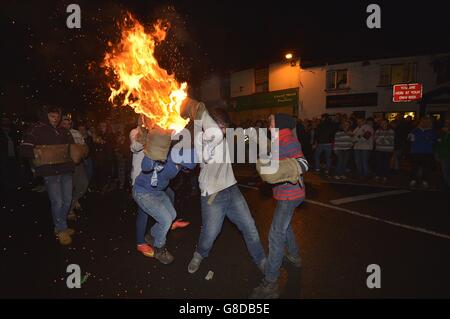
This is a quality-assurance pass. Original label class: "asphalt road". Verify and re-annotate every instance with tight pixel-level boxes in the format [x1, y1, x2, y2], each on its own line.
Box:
[1, 170, 449, 299]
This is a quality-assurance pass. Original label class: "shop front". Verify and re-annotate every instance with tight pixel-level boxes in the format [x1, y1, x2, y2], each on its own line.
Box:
[229, 88, 299, 125]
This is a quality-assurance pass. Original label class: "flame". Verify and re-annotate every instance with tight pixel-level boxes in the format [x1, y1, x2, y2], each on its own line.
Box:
[103, 14, 188, 132]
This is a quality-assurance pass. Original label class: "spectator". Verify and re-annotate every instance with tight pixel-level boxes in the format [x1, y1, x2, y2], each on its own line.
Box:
[436, 118, 450, 189]
[393, 116, 412, 171]
[314, 113, 336, 174]
[0, 117, 20, 194]
[60, 116, 89, 219]
[77, 124, 94, 183]
[296, 119, 313, 163]
[374, 119, 395, 182]
[353, 117, 374, 178]
[20, 105, 75, 245]
[333, 120, 353, 179]
[408, 117, 437, 188]
[92, 121, 115, 193]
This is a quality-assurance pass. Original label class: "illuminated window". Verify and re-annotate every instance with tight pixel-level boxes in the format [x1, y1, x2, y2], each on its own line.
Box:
[326, 69, 348, 90]
[379, 63, 417, 86]
[403, 112, 416, 120]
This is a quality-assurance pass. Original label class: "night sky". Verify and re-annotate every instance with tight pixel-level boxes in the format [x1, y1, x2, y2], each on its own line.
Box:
[2, 0, 450, 118]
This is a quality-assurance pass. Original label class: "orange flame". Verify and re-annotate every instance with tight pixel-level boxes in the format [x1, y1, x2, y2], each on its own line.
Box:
[103, 15, 188, 132]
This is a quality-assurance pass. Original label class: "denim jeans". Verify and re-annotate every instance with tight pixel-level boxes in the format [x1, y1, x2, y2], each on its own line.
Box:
[133, 187, 176, 248]
[354, 150, 370, 176]
[43, 173, 73, 232]
[265, 198, 303, 283]
[314, 144, 332, 171]
[335, 150, 351, 176]
[375, 151, 392, 177]
[196, 184, 266, 266]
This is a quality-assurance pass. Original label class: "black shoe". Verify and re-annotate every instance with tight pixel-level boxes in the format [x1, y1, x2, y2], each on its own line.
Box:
[249, 279, 280, 299]
[144, 233, 154, 245]
[284, 254, 301, 268]
[154, 246, 174, 265]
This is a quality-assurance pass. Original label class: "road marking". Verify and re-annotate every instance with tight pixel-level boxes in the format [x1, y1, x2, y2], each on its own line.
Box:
[329, 189, 410, 205]
[320, 180, 440, 192]
[305, 199, 450, 240]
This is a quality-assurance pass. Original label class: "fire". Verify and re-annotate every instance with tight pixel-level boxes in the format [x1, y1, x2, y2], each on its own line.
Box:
[103, 14, 188, 132]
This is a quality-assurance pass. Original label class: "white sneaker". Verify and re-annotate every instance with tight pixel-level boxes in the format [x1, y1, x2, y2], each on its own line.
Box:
[422, 181, 429, 188]
[409, 180, 417, 187]
[334, 175, 341, 180]
[340, 175, 347, 180]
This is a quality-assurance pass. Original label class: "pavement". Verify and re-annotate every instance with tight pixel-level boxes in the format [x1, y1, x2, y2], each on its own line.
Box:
[1, 165, 449, 299]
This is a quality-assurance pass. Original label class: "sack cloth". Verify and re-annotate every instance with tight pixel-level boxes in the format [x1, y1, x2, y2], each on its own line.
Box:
[33, 144, 71, 167]
[70, 144, 89, 165]
[180, 97, 206, 121]
[144, 127, 173, 161]
[256, 157, 301, 184]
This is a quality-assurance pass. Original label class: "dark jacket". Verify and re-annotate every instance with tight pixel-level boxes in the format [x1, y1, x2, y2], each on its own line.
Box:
[20, 107, 75, 177]
[315, 120, 336, 144]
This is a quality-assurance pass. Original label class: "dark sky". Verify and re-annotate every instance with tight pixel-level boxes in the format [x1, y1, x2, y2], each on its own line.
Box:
[2, 0, 450, 117]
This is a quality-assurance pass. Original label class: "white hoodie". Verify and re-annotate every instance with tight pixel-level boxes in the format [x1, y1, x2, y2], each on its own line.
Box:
[353, 124, 374, 150]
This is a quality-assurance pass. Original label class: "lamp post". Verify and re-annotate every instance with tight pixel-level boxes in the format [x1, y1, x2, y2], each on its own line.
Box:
[285, 52, 296, 67]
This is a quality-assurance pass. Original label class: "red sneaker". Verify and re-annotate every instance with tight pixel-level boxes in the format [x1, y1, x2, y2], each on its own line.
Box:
[171, 219, 190, 230]
[137, 244, 154, 257]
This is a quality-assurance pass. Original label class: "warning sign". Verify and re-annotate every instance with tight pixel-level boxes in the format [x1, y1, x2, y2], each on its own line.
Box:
[393, 83, 423, 102]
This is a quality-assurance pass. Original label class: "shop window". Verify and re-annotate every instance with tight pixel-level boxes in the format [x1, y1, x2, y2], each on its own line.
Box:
[379, 63, 417, 86]
[326, 69, 348, 90]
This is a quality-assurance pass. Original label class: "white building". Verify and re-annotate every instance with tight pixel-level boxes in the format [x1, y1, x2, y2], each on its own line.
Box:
[201, 53, 450, 124]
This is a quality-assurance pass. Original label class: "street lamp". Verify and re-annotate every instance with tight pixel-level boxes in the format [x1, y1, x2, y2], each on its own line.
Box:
[285, 52, 296, 66]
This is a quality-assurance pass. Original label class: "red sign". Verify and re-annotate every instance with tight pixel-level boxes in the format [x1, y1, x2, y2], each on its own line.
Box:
[393, 83, 423, 102]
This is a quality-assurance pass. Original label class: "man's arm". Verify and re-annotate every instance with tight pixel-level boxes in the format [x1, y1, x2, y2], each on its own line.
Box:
[129, 128, 144, 153]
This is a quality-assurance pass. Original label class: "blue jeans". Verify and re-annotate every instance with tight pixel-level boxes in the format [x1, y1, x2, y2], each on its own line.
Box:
[354, 150, 370, 176]
[314, 144, 332, 171]
[133, 187, 176, 248]
[335, 150, 351, 176]
[43, 173, 73, 232]
[265, 198, 303, 283]
[196, 184, 266, 266]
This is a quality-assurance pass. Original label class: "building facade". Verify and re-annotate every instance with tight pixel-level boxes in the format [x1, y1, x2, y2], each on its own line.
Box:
[200, 53, 450, 124]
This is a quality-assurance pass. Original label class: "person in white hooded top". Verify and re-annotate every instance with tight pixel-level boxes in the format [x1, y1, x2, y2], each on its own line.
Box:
[352, 117, 374, 177]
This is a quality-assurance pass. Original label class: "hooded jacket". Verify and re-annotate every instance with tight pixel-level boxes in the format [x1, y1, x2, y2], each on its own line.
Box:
[20, 106, 75, 177]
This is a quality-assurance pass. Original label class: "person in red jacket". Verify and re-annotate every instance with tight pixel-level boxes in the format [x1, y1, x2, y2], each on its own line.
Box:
[20, 105, 75, 245]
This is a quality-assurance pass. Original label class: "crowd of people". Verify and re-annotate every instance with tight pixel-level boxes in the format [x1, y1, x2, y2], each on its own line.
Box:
[1, 103, 449, 299]
[238, 113, 450, 189]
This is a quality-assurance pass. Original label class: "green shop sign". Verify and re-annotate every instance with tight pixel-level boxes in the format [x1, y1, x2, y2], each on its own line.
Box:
[231, 88, 299, 111]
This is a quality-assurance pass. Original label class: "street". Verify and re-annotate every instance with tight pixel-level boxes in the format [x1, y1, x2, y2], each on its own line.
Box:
[2, 167, 449, 299]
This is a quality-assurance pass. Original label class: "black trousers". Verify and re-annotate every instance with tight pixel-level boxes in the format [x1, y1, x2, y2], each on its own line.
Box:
[411, 154, 434, 182]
